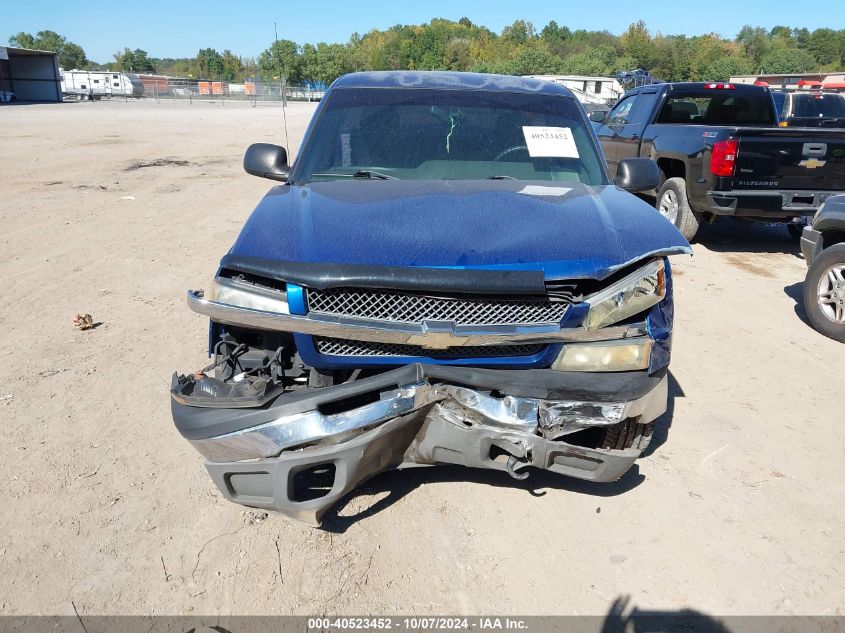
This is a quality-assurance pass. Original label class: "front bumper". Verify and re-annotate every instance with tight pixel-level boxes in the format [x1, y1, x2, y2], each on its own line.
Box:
[705, 189, 838, 218]
[801, 226, 823, 266]
[172, 365, 667, 525]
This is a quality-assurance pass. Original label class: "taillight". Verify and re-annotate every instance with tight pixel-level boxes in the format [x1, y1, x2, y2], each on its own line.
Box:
[705, 83, 735, 90]
[710, 139, 738, 177]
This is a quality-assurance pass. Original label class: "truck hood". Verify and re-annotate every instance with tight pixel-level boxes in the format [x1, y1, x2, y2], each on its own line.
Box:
[228, 180, 691, 281]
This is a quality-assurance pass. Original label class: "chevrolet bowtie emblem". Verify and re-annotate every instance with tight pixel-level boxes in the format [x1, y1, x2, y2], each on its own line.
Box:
[407, 331, 469, 349]
[407, 320, 468, 349]
[799, 158, 826, 169]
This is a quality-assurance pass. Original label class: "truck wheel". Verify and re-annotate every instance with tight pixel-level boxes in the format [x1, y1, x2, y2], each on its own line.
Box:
[656, 177, 700, 242]
[600, 419, 655, 451]
[802, 243, 845, 342]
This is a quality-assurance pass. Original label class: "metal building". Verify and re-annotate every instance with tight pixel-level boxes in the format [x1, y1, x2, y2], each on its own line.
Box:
[0, 46, 62, 102]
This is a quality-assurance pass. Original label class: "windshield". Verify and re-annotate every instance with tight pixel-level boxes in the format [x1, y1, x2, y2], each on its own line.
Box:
[294, 88, 607, 185]
[792, 93, 845, 118]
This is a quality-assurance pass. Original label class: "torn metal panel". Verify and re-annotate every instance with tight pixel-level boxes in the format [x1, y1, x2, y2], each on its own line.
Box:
[186, 375, 667, 464]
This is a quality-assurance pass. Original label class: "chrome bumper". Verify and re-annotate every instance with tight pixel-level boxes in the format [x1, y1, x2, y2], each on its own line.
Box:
[189, 377, 667, 464]
[187, 375, 667, 525]
[186, 290, 648, 349]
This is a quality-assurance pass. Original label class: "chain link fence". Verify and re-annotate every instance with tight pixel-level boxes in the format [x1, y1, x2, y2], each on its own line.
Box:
[137, 75, 325, 105]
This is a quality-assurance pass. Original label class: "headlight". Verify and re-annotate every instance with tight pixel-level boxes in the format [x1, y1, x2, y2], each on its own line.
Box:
[552, 339, 653, 372]
[584, 259, 665, 330]
[209, 276, 290, 314]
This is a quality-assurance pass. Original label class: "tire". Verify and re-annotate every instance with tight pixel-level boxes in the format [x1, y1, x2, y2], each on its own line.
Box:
[656, 177, 700, 242]
[787, 223, 805, 240]
[802, 243, 845, 343]
[600, 419, 655, 451]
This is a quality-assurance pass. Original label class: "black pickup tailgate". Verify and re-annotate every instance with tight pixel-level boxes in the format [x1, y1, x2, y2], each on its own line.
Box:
[733, 128, 845, 191]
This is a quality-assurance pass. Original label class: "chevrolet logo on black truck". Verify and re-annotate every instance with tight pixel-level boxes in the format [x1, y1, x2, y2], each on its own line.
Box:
[799, 158, 827, 169]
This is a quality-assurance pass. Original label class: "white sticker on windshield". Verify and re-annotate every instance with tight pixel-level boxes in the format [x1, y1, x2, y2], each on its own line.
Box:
[517, 186, 572, 197]
[522, 126, 579, 158]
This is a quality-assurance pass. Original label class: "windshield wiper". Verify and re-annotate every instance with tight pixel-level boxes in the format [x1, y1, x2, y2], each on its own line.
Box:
[311, 170, 397, 180]
[352, 170, 396, 180]
[487, 175, 516, 180]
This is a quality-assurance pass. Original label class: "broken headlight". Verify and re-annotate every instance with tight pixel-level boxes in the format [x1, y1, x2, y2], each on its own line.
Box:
[584, 259, 665, 330]
[210, 275, 290, 314]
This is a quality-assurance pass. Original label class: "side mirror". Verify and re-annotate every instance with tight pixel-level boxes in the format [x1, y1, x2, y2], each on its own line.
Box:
[588, 110, 607, 123]
[244, 143, 289, 181]
[615, 158, 660, 193]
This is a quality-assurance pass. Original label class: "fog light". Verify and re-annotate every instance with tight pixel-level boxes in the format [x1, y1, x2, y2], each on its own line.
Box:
[552, 339, 653, 372]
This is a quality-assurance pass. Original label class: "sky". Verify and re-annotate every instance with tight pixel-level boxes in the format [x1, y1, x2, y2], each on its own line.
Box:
[5, 0, 844, 63]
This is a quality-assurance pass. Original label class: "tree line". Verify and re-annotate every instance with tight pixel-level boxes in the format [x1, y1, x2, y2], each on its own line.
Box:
[9, 19, 845, 85]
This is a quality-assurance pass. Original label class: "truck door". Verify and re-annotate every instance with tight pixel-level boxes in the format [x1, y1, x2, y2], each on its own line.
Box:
[615, 90, 659, 165]
[595, 93, 640, 175]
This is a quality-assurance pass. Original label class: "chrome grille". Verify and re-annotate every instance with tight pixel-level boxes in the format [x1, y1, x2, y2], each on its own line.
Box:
[306, 288, 569, 326]
[314, 337, 545, 359]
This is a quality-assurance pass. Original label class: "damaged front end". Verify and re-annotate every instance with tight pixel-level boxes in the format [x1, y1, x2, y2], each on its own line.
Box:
[171, 255, 679, 525]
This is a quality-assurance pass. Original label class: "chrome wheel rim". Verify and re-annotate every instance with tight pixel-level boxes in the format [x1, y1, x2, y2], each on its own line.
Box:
[817, 263, 845, 324]
[658, 189, 679, 224]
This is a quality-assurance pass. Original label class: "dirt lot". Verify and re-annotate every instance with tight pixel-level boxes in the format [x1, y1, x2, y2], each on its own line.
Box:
[0, 99, 843, 618]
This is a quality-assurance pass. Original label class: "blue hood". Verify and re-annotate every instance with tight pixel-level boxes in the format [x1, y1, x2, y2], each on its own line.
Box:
[228, 180, 690, 280]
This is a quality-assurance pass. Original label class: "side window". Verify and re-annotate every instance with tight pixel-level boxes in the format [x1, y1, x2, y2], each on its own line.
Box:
[628, 93, 657, 126]
[113, 82, 120, 87]
[594, 81, 602, 94]
[608, 95, 638, 124]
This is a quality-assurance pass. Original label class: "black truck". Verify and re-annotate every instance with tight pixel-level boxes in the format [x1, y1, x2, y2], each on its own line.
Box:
[592, 82, 845, 240]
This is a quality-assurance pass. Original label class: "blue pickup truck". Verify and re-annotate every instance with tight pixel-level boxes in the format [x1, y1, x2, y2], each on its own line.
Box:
[171, 72, 691, 524]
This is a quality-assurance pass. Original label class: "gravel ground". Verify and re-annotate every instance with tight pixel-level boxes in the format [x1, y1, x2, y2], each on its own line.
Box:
[0, 99, 842, 618]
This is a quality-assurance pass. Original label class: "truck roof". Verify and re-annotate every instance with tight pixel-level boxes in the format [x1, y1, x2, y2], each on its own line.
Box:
[332, 71, 576, 97]
[629, 81, 769, 95]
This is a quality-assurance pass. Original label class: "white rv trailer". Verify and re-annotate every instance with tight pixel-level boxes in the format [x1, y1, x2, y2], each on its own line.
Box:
[525, 75, 624, 105]
[60, 69, 144, 99]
